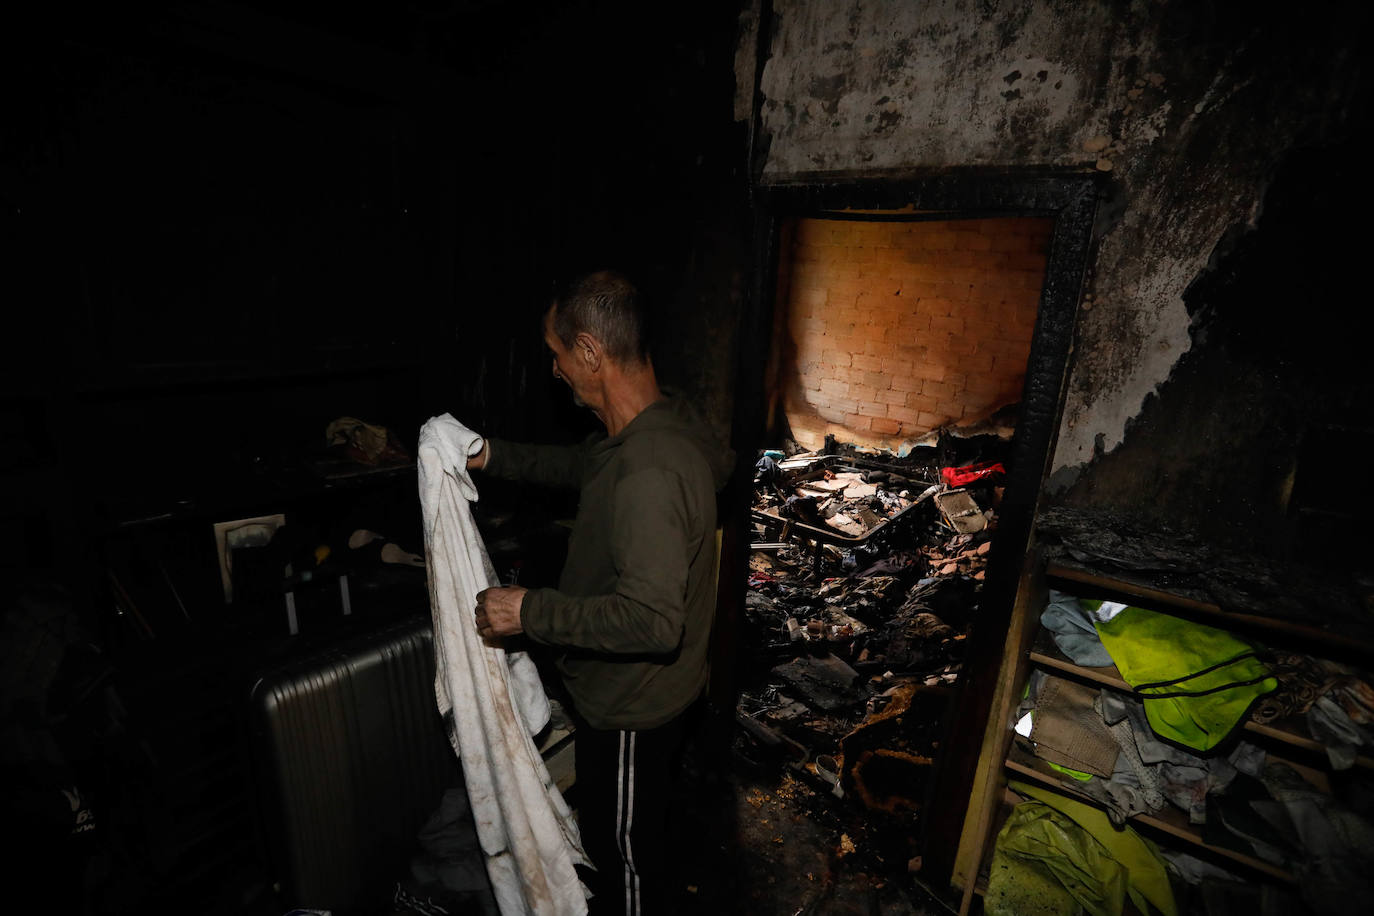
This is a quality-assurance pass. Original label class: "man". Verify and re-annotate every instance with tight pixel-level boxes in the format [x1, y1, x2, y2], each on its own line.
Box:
[468, 270, 730, 915]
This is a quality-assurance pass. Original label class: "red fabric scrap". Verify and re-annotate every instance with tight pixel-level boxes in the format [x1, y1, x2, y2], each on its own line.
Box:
[941, 462, 1006, 487]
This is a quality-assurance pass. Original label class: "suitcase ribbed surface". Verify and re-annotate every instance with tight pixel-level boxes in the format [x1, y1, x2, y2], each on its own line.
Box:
[251, 615, 459, 913]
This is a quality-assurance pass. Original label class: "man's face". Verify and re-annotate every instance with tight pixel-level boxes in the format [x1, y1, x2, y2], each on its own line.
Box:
[543, 306, 589, 408]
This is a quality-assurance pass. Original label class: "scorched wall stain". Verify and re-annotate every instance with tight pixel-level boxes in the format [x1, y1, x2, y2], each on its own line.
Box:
[742, 0, 1368, 496]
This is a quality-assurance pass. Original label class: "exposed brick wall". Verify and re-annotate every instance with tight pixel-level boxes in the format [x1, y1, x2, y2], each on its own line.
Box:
[779, 216, 1051, 450]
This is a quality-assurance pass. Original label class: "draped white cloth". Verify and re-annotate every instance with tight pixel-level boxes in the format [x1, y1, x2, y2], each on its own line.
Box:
[418, 413, 589, 916]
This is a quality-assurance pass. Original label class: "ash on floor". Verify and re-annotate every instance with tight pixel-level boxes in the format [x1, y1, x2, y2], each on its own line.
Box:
[665, 719, 959, 916]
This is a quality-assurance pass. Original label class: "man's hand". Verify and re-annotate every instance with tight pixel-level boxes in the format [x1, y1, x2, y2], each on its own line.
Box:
[466, 439, 488, 471]
[475, 586, 526, 639]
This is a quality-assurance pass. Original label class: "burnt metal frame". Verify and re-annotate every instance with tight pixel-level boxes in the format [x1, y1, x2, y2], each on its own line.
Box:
[753, 457, 935, 575]
[728, 168, 1100, 885]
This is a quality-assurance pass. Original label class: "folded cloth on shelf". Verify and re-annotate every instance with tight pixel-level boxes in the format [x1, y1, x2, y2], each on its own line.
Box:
[1098, 691, 1265, 825]
[1085, 599, 1278, 752]
[1042, 590, 1116, 667]
[1076, 694, 1167, 826]
[1156, 848, 1240, 886]
[1305, 694, 1374, 770]
[1030, 674, 1121, 778]
[418, 413, 590, 916]
[1069, 762, 1162, 828]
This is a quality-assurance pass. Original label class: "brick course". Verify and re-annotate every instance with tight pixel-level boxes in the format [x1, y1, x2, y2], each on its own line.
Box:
[781, 215, 1049, 450]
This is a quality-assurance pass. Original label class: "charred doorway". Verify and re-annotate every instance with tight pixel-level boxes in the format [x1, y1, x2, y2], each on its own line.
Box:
[723, 174, 1097, 887]
[772, 214, 1049, 452]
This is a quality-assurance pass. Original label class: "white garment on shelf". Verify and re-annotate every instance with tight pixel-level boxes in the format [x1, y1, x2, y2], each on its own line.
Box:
[418, 413, 589, 916]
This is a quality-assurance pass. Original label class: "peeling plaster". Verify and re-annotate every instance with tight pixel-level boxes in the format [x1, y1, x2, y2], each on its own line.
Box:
[733, 1, 760, 122]
[1054, 231, 1196, 463]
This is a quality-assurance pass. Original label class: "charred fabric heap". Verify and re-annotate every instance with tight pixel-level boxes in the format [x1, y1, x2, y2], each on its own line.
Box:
[735, 430, 1012, 859]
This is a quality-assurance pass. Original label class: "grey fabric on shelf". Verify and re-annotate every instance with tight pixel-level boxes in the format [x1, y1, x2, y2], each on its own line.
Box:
[1041, 590, 1115, 667]
[1017, 669, 1047, 719]
[1305, 695, 1374, 770]
[1099, 690, 1264, 825]
[1072, 693, 1167, 826]
[1159, 849, 1239, 886]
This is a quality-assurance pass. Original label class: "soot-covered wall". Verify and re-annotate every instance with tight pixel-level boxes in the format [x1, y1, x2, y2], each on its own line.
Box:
[739, 0, 1371, 547]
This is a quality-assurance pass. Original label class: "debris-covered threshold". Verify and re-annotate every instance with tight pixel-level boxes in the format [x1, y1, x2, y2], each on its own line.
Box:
[732, 423, 1015, 890]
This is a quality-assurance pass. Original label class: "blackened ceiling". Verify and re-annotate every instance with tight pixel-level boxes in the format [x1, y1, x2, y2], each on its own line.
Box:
[2, 0, 750, 532]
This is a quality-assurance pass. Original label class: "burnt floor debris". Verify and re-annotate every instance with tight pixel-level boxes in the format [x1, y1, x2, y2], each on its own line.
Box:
[714, 422, 1017, 909]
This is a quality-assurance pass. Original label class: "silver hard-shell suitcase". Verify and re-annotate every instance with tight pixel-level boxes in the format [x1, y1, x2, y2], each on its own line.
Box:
[249, 615, 459, 914]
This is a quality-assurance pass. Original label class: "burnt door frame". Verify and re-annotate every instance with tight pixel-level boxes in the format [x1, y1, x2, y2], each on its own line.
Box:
[728, 170, 1099, 883]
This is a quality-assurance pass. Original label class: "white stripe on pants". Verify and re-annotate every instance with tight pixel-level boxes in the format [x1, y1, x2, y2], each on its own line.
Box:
[616, 731, 640, 916]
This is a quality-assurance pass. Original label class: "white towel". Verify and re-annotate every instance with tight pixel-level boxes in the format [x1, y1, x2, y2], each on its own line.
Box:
[418, 413, 589, 916]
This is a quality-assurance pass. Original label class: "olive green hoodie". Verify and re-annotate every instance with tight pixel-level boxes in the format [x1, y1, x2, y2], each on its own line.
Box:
[484, 398, 732, 730]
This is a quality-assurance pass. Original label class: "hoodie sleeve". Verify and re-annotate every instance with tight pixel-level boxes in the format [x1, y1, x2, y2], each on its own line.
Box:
[519, 467, 698, 655]
[482, 437, 591, 491]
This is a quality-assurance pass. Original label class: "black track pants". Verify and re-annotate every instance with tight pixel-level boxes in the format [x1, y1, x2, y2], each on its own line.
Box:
[574, 710, 690, 916]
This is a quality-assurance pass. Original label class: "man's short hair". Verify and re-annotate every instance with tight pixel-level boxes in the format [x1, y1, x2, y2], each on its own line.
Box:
[551, 270, 648, 365]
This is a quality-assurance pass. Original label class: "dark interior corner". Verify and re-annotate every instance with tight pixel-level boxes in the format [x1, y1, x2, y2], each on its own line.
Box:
[1056, 141, 1374, 563]
[4, 2, 1374, 915]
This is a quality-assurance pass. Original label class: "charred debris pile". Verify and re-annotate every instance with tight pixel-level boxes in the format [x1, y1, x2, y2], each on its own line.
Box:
[732, 426, 1014, 864]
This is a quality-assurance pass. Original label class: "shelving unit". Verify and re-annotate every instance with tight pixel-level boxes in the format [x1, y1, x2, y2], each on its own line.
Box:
[1046, 562, 1374, 663]
[952, 542, 1374, 914]
[1003, 749, 1296, 883]
[1027, 631, 1374, 772]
